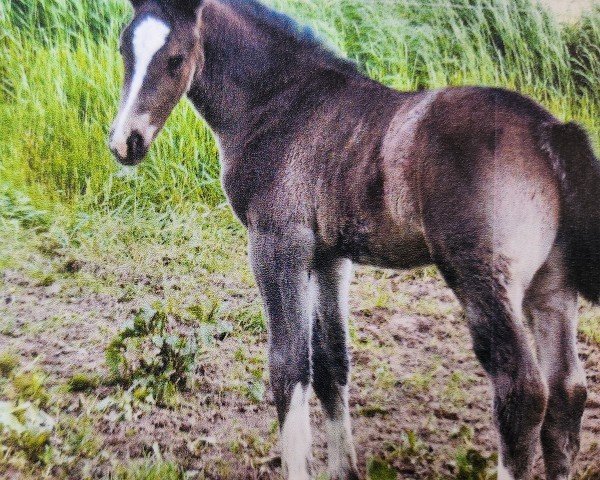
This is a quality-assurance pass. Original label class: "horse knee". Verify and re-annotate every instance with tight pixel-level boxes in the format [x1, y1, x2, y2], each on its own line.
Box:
[472, 328, 549, 430]
[524, 370, 549, 414]
[544, 372, 587, 434]
[522, 373, 549, 424]
[563, 373, 587, 416]
[545, 369, 587, 425]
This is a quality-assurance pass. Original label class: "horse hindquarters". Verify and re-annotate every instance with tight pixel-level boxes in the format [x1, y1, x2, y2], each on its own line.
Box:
[419, 142, 560, 478]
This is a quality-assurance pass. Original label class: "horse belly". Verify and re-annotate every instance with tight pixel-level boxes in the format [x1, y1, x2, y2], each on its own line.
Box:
[342, 218, 431, 269]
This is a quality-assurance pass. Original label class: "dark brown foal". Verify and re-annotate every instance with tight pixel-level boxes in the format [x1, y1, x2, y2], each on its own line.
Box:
[109, 1, 600, 478]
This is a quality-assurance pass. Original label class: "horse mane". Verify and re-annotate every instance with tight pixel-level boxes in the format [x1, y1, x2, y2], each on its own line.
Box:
[219, 0, 360, 74]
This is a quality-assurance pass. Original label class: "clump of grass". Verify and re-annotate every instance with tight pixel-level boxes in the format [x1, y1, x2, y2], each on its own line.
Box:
[374, 360, 398, 390]
[453, 447, 497, 480]
[384, 429, 432, 467]
[0, 351, 19, 377]
[0, 184, 50, 231]
[0, 400, 55, 464]
[66, 371, 100, 393]
[366, 456, 397, 480]
[55, 415, 101, 460]
[105, 303, 201, 406]
[224, 304, 266, 334]
[358, 404, 388, 417]
[442, 371, 475, 407]
[111, 459, 185, 480]
[32, 272, 56, 287]
[401, 360, 441, 395]
[12, 371, 49, 407]
[244, 380, 266, 404]
[186, 300, 221, 324]
[579, 310, 600, 345]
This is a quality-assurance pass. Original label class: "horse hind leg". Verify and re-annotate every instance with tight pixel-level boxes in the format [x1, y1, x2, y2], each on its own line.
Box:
[463, 264, 547, 479]
[422, 233, 548, 479]
[423, 219, 550, 478]
[417, 128, 566, 477]
[524, 247, 587, 480]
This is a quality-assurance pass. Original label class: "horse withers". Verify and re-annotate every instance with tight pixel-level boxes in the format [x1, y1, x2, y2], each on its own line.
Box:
[109, 1, 600, 478]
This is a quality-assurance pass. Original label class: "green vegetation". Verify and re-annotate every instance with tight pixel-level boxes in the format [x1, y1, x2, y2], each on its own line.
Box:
[0, 351, 19, 377]
[579, 309, 600, 345]
[106, 304, 202, 406]
[453, 448, 498, 480]
[111, 459, 186, 480]
[66, 372, 100, 393]
[11, 371, 50, 407]
[1, 0, 598, 216]
[0, 400, 55, 464]
[366, 456, 397, 480]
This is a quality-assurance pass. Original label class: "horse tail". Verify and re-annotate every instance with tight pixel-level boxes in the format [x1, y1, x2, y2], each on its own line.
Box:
[540, 121, 600, 303]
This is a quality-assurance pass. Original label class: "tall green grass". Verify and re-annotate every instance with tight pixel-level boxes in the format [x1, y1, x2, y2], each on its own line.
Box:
[0, 0, 221, 211]
[0, 0, 599, 214]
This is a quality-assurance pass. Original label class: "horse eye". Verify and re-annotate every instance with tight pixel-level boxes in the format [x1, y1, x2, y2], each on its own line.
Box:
[167, 55, 184, 75]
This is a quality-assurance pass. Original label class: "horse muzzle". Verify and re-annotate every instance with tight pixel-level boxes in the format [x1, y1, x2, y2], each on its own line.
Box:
[109, 129, 148, 166]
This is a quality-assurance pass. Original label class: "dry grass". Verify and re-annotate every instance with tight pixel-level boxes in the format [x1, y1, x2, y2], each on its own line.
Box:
[540, 0, 599, 21]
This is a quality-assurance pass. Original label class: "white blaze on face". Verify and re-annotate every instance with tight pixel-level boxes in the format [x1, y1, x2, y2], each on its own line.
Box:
[111, 16, 171, 158]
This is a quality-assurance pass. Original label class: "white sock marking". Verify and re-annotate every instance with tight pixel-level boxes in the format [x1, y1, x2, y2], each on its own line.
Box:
[497, 459, 514, 480]
[112, 16, 170, 155]
[326, 385, 357, 478]
[281, 383, 312, 480]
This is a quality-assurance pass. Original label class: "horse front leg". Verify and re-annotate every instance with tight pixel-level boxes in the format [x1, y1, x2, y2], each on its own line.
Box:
[312, 258, 358, 480]
[249, 228, 316, 480]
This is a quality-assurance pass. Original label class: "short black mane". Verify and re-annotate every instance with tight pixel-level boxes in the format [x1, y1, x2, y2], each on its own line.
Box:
[221, 0, 359, 74]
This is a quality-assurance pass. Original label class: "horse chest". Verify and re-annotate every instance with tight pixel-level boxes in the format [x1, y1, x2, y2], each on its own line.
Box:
[219, 151, 282, 225]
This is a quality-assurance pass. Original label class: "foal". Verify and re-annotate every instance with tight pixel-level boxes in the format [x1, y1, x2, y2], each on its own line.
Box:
[109, 1, 600, 478]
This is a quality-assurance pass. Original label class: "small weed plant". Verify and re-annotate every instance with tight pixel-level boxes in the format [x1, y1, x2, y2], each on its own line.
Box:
[106, 304, 200, 406]
[0, 400, 56, 464]
[0, 366, 55, 468]
[454, 447, 498, 480]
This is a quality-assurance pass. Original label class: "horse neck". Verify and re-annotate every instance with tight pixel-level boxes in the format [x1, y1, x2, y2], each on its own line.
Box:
[187, 0, 356, 147]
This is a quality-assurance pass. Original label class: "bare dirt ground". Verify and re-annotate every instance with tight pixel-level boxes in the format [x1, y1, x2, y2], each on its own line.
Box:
[1, 260, 599, 479]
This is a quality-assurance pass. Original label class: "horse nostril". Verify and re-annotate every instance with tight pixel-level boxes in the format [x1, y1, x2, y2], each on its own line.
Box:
[127, 131, 145, 159]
